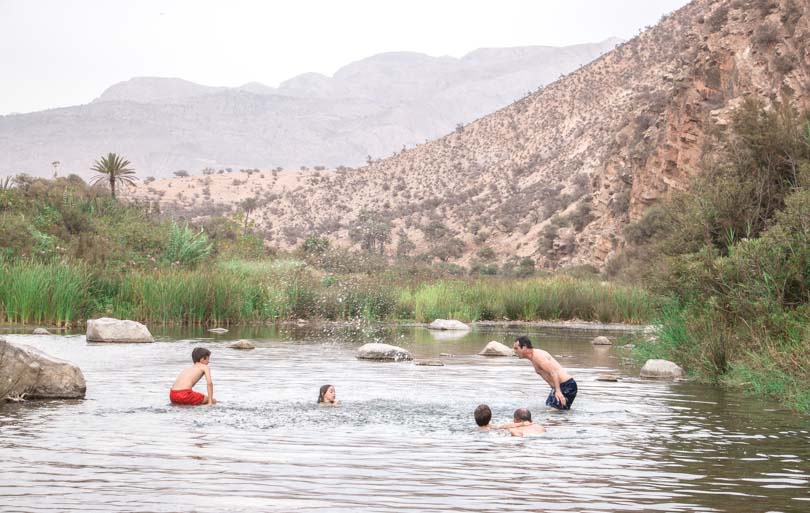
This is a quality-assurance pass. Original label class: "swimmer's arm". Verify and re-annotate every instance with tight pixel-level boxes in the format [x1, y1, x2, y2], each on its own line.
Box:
[204, 367, 214, 405]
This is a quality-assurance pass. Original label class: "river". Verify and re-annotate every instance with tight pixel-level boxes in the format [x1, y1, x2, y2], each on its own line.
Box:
[1, 325, 808, 512]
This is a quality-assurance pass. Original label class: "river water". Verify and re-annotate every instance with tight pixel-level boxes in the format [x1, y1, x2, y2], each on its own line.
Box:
[1, 324, 809, 512]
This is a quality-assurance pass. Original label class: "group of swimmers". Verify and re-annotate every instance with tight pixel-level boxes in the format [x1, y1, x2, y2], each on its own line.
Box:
[168, 335, 578, 436]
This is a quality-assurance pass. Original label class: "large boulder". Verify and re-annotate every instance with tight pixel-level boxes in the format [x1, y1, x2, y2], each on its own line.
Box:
[356, 343, 413, 361]
[591, 336, 612, 345]
[640, 359, 684, 379]
[478, 341, 514, 357]
[0, 338, 86, 400]
[428, 319, 470, 331]
[32, 328, 51, 335]
[86, 317, 154, 343]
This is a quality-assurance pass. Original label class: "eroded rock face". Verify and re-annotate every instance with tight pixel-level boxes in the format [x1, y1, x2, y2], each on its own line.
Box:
[592, 336, 612, 345]
[86, 317, 154, 343]
[356, 343, 413, 361]
[640, 359, 684, 379]
[0, 338, 86, 400]
[478, 341, 514, 357]
[428, 319, 470, 331]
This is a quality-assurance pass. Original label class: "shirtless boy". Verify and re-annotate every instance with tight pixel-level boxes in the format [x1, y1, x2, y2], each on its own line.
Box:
[513, 336, 577, 410]
[504, 408, 546, 437]
[170, 347, 216, 406]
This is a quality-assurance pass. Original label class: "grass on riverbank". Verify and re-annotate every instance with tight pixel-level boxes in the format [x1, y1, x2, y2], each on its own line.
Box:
[0, 258, 656, 326]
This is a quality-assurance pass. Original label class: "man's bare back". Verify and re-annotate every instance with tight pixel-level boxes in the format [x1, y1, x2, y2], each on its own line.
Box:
[527, 348, 572, 388]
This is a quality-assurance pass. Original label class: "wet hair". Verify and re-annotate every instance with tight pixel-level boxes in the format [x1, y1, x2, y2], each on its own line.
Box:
[192, 347, 211, 363]
[474, 404, 492, 427]
[514, 408, 532, 422]
[318, 384, 333, 403]
[515, 336, 533, 349]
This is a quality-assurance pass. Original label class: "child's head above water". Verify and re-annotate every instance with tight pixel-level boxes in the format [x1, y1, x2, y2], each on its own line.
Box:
[192, 347, 211, 363]
[513, 408, 531, 423]
[474, 404, 492, 427]
[318, 384, 336, 404]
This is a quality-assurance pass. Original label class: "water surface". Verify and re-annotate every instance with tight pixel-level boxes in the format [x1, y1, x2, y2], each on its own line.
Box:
[1, 325, 809, 512]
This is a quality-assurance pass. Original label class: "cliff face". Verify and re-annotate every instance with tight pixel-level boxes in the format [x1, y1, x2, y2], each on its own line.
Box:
[131, 0, 810, 269]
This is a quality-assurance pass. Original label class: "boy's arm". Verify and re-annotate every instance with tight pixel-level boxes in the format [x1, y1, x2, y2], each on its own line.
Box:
[204, 367, 214, 405]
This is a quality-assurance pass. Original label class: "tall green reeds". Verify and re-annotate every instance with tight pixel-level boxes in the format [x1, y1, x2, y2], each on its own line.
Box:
[0, 260, 92, 325]
[400, 277, 655, 324]
[0, 259, 656, 326]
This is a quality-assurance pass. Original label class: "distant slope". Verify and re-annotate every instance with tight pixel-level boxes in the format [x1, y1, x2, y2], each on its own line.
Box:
[0, 40, 619, 178]
[130, 0, 810, 269]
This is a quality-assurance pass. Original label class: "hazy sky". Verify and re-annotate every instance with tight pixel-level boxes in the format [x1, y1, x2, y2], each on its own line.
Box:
[0, 0, 690, 115]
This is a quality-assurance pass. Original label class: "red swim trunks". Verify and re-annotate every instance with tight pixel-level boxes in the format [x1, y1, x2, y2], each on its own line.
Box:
[169, 389, 205, 405]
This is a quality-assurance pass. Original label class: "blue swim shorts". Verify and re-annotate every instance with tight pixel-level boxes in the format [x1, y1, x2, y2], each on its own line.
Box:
[546, 378, 577, 410]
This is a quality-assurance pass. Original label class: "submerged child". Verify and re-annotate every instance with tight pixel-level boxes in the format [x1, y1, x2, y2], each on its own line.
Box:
[317, 384, 339, 406]
[502, 408, 546, 437]
[474, 404, 493, 430]
[170, 347, 216, 406]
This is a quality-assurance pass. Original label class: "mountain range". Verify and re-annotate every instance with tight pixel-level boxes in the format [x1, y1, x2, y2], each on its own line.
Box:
[129, 0, 810, 269]
[0, 39, 619, 178]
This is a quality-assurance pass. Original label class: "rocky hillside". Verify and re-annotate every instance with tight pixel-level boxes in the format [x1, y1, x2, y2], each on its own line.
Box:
[131, 0, 809, 270]
[0, 40, 618, 178]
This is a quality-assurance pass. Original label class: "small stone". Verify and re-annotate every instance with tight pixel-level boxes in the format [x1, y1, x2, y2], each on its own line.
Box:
[478, 341, 514, 357]
[439, 352, 452, 357]
[622, 344, 636, 349]
[32, 328, 51, 335]
[208, 328, 228, 334]
[228, 340, 255, 350]
[428, 319, 470, 331]
[86, 317, 153, 343]
[640, 359, 684, 379]
[591, 336, 612, 345]
[597, 373, 620, 382]
[356, 343, 412, 361]
[415, 360, 445, 366]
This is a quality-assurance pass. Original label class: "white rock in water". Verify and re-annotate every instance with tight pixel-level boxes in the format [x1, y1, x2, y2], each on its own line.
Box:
[228, 340, 255, 350]
[0, 338, 86, 400]
[640, 359, 684, 379]
[208, 328, 229, 334]
[32, 328, 51, 335]
[86, 317, 153, 343]
[356, 343, 413, 361]
[428, 319, 470, 331]
[478, 341, 514, 357]
[591, 336, 612, 345]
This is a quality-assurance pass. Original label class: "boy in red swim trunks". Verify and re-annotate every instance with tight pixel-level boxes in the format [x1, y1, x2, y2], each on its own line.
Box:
[170, 347, 216, 406]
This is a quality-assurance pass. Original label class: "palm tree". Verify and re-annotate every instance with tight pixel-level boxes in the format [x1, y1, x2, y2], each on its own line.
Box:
[89, 153, 137, 199]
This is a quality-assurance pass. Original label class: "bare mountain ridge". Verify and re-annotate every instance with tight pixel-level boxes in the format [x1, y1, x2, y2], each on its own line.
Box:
[0, 40, 619, 178]
[131, 0, 809, 270]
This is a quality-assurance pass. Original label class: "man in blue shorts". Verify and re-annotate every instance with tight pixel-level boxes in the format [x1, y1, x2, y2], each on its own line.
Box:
[513, 336, 577, 410]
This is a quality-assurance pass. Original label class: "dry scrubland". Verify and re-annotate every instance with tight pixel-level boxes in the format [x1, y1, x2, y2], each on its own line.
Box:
[130, 0, 810, 272]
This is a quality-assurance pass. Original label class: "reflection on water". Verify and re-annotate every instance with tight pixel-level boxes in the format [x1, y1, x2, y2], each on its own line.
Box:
[1, 325, 809, 512]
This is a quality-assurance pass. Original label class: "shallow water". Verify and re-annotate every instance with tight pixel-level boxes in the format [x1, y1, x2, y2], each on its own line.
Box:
[1, 324, 809, 512]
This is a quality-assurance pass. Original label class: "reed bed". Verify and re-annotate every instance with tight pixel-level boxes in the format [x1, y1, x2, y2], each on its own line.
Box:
[0, 260, 655, 325]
